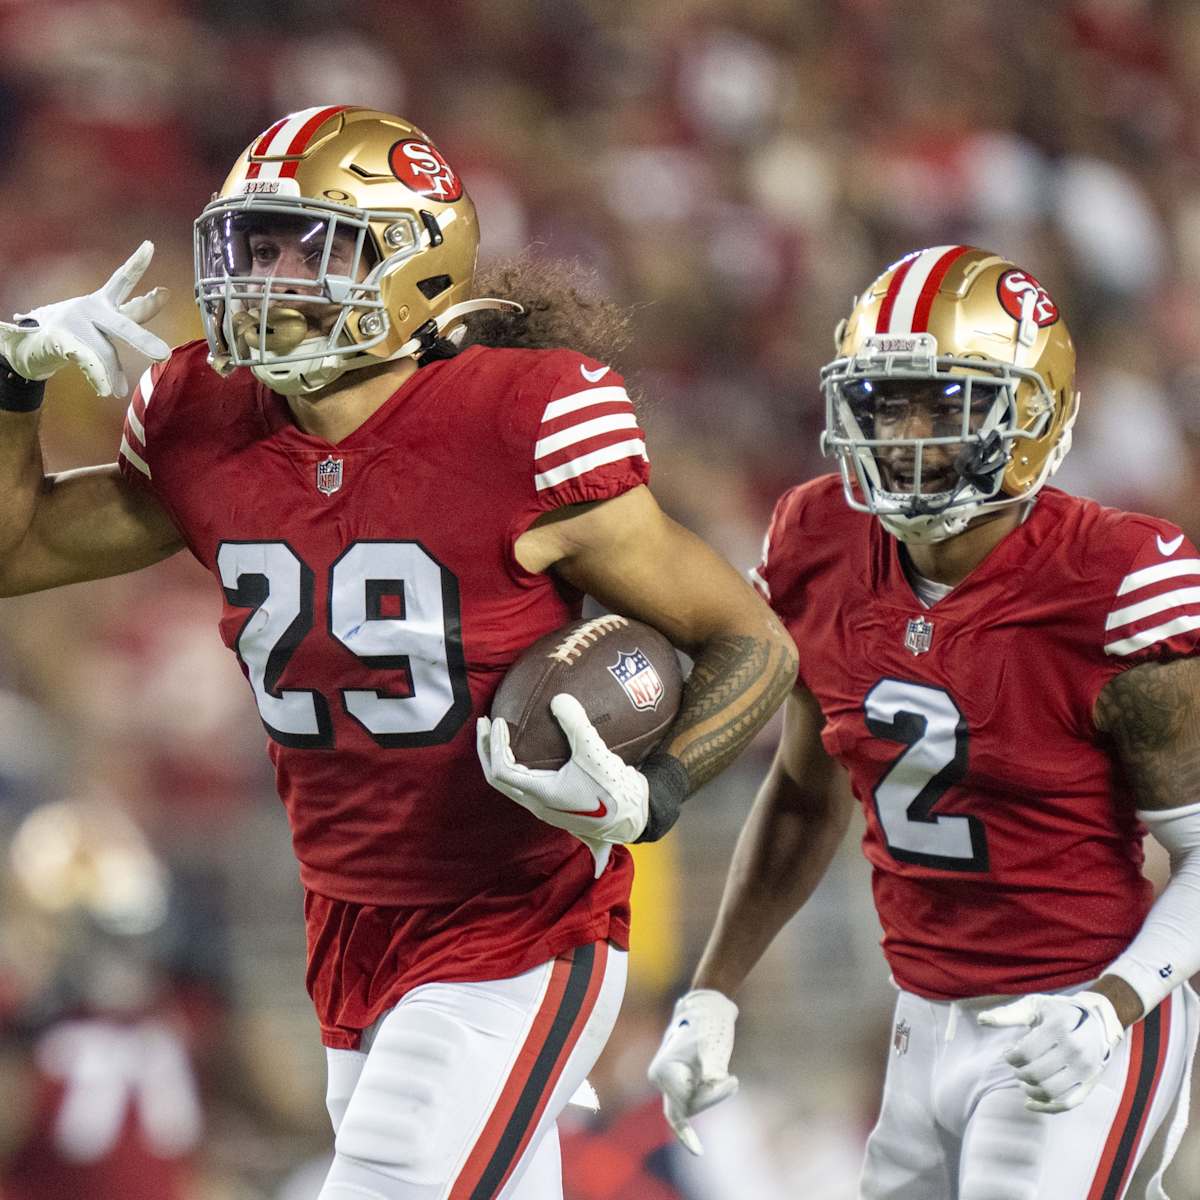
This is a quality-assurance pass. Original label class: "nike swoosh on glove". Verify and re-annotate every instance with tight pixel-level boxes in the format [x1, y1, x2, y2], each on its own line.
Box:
[648, 989, 739, 1156]
[977, 990, 1125, 1113]
[0, 241, 170, 397]
[476, 693, 649, 878]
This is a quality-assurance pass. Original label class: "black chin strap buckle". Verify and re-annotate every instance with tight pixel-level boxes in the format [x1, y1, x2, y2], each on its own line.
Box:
[954, 431, 1006, 492]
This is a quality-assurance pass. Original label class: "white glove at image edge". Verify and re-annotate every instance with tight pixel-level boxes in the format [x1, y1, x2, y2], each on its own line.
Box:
[0, 241, 169, 398]
[648, 988, 740, 1156]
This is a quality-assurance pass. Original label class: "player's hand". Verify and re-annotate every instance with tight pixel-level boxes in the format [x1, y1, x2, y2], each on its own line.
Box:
[0, 241, 170, 397]
[977, 990, 1125, 1113]
[647, 989, 739, 1156]
[476, 694, 649, 878]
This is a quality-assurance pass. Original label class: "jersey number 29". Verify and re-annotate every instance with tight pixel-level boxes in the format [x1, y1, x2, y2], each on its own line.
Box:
[217, 540, 470, 749]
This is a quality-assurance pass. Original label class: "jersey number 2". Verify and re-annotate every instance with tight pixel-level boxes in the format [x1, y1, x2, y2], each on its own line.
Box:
[864, 679, 988, 872]
[217, 540, 470, 749]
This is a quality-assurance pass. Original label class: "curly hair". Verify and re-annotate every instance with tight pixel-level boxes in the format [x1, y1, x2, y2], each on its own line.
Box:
[462, 256, 635, 371]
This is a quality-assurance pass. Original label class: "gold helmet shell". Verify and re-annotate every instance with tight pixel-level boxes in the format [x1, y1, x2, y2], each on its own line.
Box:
[821, 245, 1079, 543]
[194, 105, 517, 394]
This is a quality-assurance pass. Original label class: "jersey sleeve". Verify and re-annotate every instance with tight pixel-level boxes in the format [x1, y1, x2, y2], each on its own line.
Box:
[1100, 524, 1200, 666]
[116, 358, 171, 489]
[516, 352, 649, 511]
[750, 487, 798, 604]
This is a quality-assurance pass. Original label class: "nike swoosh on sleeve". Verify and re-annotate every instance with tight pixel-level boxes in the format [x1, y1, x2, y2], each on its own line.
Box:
[1157, 533, 1185, 556]
[579, 364, 609, 382]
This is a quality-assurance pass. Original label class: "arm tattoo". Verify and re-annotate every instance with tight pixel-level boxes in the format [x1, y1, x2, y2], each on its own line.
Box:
[661, 632, 797, 792]
[1094, 657, 1200, 810]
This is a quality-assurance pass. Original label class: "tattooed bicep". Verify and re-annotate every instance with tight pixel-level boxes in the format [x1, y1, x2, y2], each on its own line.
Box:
[1094, 657, 1200, 811]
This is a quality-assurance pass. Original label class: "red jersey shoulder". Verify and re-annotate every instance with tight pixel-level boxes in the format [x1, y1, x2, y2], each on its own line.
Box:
[117, 339, 234, 486]
[753, 474, 867, 613]
[454, 345, 648, 508]
[1036, 488, 1200, 667]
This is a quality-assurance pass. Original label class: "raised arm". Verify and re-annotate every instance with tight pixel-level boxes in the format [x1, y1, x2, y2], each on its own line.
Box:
[0, 245, 183, 594]
[0, 463, 184, 596]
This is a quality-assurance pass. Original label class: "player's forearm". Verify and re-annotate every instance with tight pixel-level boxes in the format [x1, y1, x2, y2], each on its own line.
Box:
[658, 624, 798, 793]
[691, 770, 851, 997]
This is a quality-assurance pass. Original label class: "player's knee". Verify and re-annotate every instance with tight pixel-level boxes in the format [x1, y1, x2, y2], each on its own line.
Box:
[333, 1006, 467, 1183]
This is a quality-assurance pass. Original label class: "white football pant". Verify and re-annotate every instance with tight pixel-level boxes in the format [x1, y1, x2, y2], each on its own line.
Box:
[860, 984, 1198, 1200]
[318, 941, 626, 1200]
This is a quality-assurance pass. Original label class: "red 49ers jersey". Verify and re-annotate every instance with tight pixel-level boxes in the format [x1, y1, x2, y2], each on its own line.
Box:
[118, 342, 648, 1041]
[756, 476, 1200, 1000]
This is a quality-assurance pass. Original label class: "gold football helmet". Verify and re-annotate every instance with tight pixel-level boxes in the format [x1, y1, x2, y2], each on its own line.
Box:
[194, 105, 519, 395]
[820, 246, 1078, 543]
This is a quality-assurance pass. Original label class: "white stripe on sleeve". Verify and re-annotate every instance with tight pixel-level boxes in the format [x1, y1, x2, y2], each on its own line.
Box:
[125, 402, 146, 446]
[138, 366, 156, 408]
[534, 438, 646, 491]
[540, 386, 630, 422]
[1105, 587, 1200, 631]
[1116, 559, 1200, 596]
[534, 412, 639, 459]
[119, 435, 152, 479]
[1104, 614, 1200, 656]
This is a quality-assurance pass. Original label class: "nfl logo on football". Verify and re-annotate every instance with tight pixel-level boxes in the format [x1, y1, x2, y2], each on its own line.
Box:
[608, 648, 665, 711]
[904, 616, 934, 656]
[316, 456, 343, 496]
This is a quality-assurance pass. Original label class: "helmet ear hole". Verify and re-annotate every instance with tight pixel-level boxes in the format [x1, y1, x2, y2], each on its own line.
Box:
[417, 274, 452, 300]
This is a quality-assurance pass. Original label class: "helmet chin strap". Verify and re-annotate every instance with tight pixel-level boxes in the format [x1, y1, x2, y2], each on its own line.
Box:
[249, 297, 525, 397]
[880, 506, 976, 545]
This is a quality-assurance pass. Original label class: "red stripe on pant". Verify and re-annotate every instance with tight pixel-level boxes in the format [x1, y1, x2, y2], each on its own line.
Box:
[1086, 994, 1171, 1200]
[450, 941, 608, 1200]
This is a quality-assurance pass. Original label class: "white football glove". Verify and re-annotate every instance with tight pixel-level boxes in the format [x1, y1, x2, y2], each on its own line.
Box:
[476, 693, 649, 878]
[648, 989, 739, 1156]
[0, 241, 170, 398]
[977, 990, 1125, 1113]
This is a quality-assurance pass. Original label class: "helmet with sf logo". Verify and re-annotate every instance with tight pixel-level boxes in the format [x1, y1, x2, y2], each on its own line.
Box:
[820, 246, 1078, 543]
[194, 105, 519, 395]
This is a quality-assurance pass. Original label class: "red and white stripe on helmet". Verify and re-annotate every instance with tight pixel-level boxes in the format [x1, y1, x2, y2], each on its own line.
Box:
[244, 105, 350, 181]
[875, 245, 971, 335]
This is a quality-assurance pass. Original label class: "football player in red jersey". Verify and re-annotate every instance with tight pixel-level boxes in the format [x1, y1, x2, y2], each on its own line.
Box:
[0, 107, 797, 1200]
[649, 246, 1200, 1198]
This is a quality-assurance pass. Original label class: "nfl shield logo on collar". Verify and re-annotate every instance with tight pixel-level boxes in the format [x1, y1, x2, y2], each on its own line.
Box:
[904, 615, 934, 656]
[608, 648, 665, 711]
[315, 456, 343, 496]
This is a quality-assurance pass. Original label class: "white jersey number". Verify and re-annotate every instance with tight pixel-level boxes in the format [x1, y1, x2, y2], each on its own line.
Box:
[864, 679, 988, 872]
[217, 540, 470, 749]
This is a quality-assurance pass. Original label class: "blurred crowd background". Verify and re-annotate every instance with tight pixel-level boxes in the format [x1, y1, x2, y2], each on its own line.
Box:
[0, 0, 1198, 1196]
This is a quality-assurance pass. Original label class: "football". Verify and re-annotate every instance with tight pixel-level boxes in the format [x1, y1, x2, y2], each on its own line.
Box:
[490, 614, 684, 770]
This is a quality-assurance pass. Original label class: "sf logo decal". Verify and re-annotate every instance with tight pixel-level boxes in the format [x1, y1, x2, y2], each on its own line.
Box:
[389, 139, 463, 201]
[997, 269, 1059, 328]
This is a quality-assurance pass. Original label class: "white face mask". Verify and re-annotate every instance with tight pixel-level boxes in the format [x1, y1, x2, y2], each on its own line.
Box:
[820, 339, 1064, 543]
